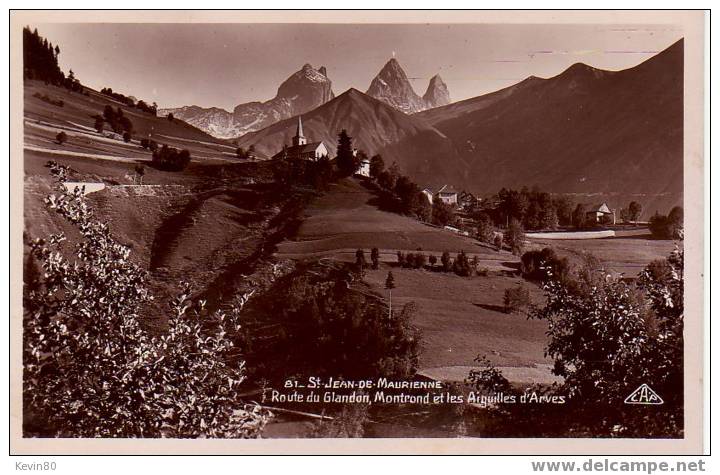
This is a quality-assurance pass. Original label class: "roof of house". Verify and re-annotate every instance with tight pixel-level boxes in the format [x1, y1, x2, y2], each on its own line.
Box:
[438, 184, 459, 195]
[583, 202, 613, 213]
[272, 141, 326, 158]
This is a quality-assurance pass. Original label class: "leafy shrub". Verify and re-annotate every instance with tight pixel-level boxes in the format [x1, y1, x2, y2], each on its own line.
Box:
[503, 284, 531, 314]
[152, 145, 191, 171]
[24, 162, 269, 437]
[528, 249, 684, 436]
[123, 131, 132, 143]
[248, 264, 420, 380]
[55, 131, 67, 145]
[521, 247, 571, 283]
[649, 208, 683, 239]
[453, 250, 472, 277]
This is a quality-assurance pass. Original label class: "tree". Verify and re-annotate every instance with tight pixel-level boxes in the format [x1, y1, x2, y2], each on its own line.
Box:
[385, 271, 396, 317]
[370, 248, 380, 270]
[152, 145, 191, 171]
[123, 131, 132, 143]
[24, 162, 270, 437]
[55, 131, 67, 145]
[355, 249, 367, 275]
[94, 117, 104, 134]
[453, 251, 472, 277]
[369, 154, 385, 179]
[335, 129, 357, 177]
[236, 147, 248, 159]
[493, 234, 503, 252]
[167, 113, 174, 122]
[431, 200, 454, 227]
[475, 212, 495, 244]
[134, 164, 145, 185]
[572, 204, 587, 230]
[440, 251, 452, 272]
[504, 283, 531, 314]
[529, 249, 684, 436]
[628, 201, 643, 224]
[504, 219, 525, 256]
[428, 255, 437, 268]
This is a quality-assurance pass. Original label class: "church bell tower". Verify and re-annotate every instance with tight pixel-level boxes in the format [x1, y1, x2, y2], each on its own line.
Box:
[292, 116, 307, 146]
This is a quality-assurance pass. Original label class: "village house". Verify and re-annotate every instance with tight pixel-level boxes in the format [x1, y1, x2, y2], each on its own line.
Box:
[272, 116, 329, 161]
[355, 154, 371, 177]
[458, 190, 481, 210]
[436, 185, 459, 206]
[585, 202, 616, 224]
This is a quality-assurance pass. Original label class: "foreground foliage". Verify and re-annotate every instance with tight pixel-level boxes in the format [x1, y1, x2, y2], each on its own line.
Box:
[24, 162, 269, 437]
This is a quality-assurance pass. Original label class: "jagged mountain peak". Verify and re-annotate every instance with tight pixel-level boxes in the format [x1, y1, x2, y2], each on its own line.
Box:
[161, 63, 335, 139]
[423, 74, 451, 109]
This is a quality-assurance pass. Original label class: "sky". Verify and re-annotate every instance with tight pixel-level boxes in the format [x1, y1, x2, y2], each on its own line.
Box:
[37, 23, 684, 111]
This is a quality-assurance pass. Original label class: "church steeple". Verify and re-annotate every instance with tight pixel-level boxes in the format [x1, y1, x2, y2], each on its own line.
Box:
[293, 116, 307, 146]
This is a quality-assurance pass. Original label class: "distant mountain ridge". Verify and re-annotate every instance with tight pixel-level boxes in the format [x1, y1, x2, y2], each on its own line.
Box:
[159, 63, 334, 139]
[238, 39, 683, 217]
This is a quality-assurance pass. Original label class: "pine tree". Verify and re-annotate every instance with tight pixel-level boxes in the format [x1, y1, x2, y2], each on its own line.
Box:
[335, 129, 357, 177]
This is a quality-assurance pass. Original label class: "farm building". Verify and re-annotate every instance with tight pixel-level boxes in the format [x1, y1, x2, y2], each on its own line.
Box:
[585, 202, 616, 224]
[272, 116, 329, 161]
[436, 185, 459, 205]
[355, 155, 370, 177]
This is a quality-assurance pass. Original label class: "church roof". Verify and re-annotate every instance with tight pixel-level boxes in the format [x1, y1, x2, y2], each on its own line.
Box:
[272, 141, 326, 158]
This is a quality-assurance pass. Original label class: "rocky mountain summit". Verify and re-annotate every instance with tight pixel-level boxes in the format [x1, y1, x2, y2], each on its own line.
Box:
[365, 58, 450, 114]
[159, 63, 334, 139]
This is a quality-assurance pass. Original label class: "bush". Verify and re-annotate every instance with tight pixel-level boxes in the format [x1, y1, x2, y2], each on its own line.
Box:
[440, 251, 452, 272]
[249, 264, 420, 380]
[167, 113, 174, 122]
[152, 145, 191, 171]
[528, 249, 684, 436]
[504, 284, 531, 314]
[140, 138, 150, 149]
[55, 131, 67, 145]
[123, 131, 132, 143]
[521, 247, 571, 283]
[453, 251, 472, 277]
[649, 208, 683, 239]
[24, 162, 270, 437]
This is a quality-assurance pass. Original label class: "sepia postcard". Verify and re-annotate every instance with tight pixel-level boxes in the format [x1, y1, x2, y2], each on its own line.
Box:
[9, 10, 706, 455]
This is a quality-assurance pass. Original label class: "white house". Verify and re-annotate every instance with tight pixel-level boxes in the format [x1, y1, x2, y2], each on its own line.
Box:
[585, 202, 616, 224]
[436, 185, 459, 206]
[355, 156, 371, 177]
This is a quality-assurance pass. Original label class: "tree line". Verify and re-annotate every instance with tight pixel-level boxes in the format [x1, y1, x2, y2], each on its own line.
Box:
[23, 26, 82, 92]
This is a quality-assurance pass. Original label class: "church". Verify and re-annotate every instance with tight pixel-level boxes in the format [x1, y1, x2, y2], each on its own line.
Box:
[272, 116, 329, 161]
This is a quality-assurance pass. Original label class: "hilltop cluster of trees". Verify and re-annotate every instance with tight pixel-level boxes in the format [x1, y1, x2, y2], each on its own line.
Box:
[367, 155, 432, 221]
[23, 26, 82, 92]
[151, 144, 191, 171]
[99, 87, 158, 115]
[99, 105, 134, 137]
